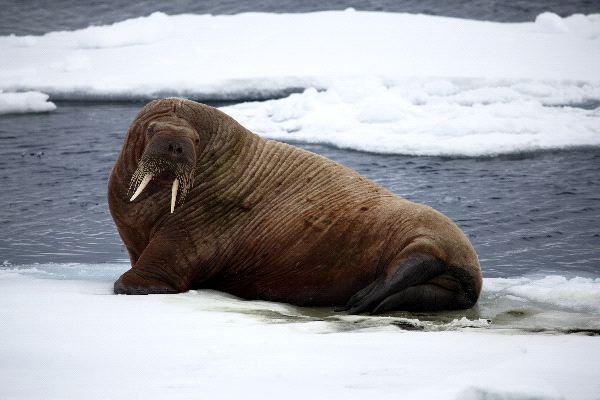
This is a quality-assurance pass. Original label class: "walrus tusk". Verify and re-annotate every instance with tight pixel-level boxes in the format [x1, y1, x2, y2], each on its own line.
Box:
[171, 178, 179, 213]
[130, 174, 153, 202]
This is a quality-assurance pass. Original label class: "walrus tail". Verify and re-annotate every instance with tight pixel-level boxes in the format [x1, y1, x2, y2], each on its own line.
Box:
[337, 253, 479, 314]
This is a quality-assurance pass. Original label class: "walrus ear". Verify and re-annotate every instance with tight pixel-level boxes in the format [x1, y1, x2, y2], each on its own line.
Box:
[191, 126, 210, 150]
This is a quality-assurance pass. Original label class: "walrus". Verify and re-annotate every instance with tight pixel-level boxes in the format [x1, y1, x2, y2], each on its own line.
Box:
[108, 97, 482, 314]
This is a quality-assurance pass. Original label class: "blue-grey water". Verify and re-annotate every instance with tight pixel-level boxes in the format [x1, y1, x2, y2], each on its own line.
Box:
[1, 102, 599, 279]
[1, 0, 599, 36]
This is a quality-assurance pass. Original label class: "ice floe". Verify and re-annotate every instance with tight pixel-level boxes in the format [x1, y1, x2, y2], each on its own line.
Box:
[1, 11, 599, 155]
[1, 267, 600, 399]
[0, 90, 56, 115]
[1, 10, 599, 100]
[485, 275, 600, 314]
[222, 79, 600, 155]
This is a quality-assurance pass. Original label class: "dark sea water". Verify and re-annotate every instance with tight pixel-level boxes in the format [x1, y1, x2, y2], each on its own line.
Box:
[1, 0, 599, 36]
[1, 102, 599, 279]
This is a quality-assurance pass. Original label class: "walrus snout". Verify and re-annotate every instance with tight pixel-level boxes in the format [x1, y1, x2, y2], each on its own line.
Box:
[129, 134, 196, 214]
[145, 134, 196, 166]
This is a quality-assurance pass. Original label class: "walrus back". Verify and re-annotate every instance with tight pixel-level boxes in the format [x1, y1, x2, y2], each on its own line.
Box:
[207, 134, 481, 308]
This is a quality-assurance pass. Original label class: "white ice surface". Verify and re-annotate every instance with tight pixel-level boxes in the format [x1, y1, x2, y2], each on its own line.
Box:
[222, 80, 600, 156]
[485, 275, 600, 314]
[1, 266, 600, 400]
[1, 11, 600, 98]
[0, 90, 56, 115]
[1, 10, 600, 154]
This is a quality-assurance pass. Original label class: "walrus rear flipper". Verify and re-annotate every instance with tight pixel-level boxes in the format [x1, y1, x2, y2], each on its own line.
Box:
[371, 284, 459, 314]
[338, 253, 447, 314]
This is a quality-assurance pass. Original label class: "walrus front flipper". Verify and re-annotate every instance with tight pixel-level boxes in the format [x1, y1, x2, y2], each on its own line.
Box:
[114, 270, 179, 295]
[339, 253, 446, 314]
[114, 236, 193, 295]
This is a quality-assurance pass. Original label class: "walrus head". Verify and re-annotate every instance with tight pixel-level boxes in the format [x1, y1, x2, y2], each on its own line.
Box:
[129, 118, 200, 213]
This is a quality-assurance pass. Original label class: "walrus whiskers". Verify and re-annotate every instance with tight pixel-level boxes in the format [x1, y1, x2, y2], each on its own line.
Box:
[129, 156, 194, 212]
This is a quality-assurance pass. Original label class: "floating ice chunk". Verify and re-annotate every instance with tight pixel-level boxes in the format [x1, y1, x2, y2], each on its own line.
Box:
[535, 12, 569, 33]
[0, 91, 56, 115]
[8, 35, 38, 47]
[73, 11, 175, 49]
[564, 13, 600, 39]
[1, 11, 599, 100]
[223, 79, 600, 156]
[485, 275, 600, 313]
[422, 80, 460, 97]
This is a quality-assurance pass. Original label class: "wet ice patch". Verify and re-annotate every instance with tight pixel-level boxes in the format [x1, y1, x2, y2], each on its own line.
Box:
[2, 262, 128, 282]
[0, 91, 56, 114]
[477, 275, 600, 334]
[3, 263, 599, 334]
[313, 315, 492, 334]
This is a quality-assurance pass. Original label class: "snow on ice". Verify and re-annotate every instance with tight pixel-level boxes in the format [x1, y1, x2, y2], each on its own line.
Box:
[222, 79, 600, 156]
[1, 267, 600, 400]
[1, 10, 599, 155]
[0, 90, 56, 115]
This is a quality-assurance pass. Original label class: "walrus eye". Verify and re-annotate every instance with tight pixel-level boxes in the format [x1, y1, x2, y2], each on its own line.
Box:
[146, 123, 156, 138]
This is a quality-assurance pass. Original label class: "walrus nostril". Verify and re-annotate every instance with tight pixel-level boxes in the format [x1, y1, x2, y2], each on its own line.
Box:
[166, 143, 184, 156]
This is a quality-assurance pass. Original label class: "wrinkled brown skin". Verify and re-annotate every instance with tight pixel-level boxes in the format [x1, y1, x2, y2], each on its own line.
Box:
[108, 98, 482, 313]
